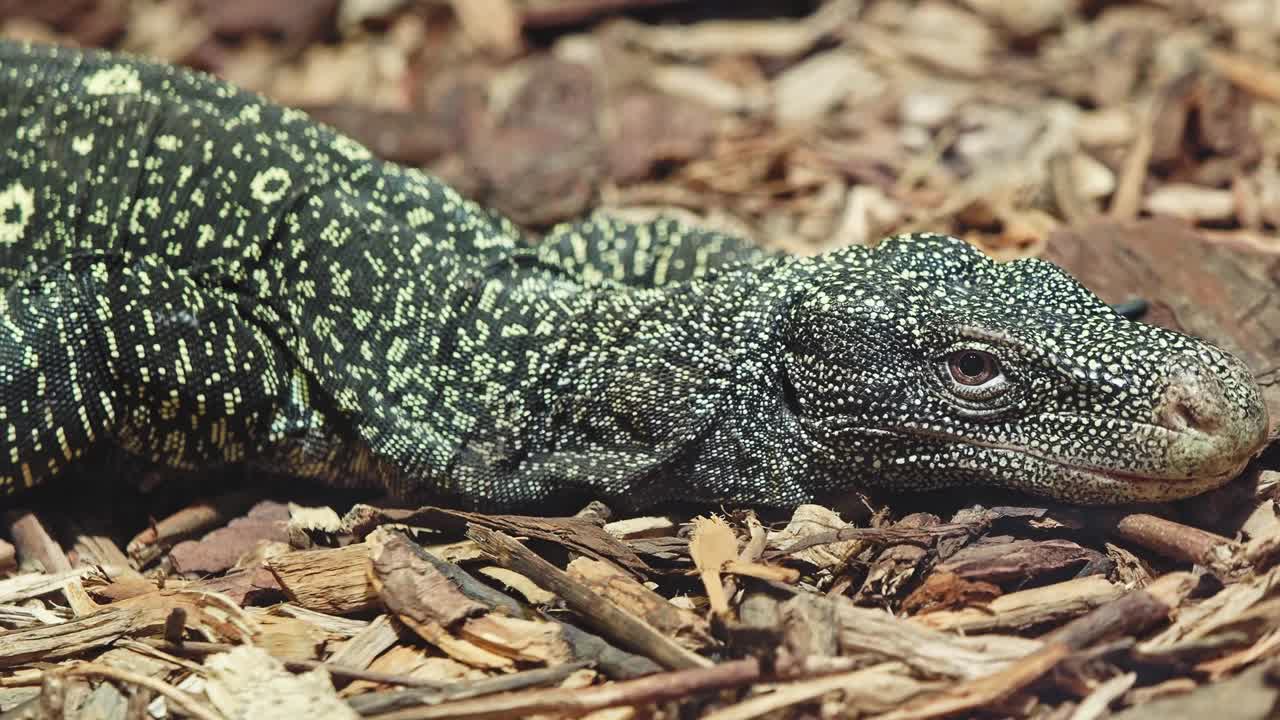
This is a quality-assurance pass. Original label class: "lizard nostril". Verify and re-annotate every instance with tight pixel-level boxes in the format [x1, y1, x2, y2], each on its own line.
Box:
[1150, 351, 1269, 481]
[1160, 397, 1216, 433]
[1155, 356, 1226, 435]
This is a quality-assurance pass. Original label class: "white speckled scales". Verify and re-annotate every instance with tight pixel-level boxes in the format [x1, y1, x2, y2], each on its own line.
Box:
[0, 40, 775, 506]
[0, 40, 522, 495]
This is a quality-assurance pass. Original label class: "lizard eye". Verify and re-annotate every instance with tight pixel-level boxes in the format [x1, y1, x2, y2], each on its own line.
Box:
[948, 349, 999, 386]
[936, 346, 1014, 411]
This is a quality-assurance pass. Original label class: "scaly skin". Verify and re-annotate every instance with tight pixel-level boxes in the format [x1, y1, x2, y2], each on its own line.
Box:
[0, 41, 1268, 510]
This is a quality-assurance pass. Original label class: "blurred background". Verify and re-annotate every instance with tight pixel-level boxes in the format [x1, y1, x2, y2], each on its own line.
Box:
[3, 1, 1279, 393]
[4, 0, 1273, 411]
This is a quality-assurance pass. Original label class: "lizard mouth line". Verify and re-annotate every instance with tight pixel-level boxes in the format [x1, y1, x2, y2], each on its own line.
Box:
[1007, 451, 1237, 485]
[876, 425, 1240, 485]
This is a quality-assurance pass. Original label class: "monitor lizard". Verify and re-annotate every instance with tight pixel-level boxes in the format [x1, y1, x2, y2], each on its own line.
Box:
[0, 40, 1268, 510]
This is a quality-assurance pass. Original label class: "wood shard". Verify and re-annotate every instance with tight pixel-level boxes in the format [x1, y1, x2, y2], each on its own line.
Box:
[567, 556, 715, 651]
[912, 576, 1125, 634]
[265, 543, 378, 615]
[204, 645, 357, 719]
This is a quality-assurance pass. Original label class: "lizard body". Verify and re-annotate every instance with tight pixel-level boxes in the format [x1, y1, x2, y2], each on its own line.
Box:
[0, 41, 1268, 510]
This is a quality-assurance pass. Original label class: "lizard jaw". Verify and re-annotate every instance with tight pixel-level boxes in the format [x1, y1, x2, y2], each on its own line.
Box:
[997, 451, 1250, 504]
[862, 421, 1264, 504]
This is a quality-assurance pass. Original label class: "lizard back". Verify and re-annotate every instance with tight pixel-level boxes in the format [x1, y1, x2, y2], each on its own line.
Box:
[0, 41, 595, 501]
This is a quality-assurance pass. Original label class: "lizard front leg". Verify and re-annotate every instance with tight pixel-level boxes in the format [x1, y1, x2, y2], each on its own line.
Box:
[0, 255, 120, 491]
[88, 255, 301, 476]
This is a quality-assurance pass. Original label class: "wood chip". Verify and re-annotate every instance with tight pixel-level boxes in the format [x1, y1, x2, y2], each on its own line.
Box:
[1143, 183, 1238, 222]
[913, 576, 1125, 634]
[772, 50, 883, 126]
[204, 645, 357, 719]
[689, 516, 738, 616]
[448, 0, 522, 58]
[567, 557, 714, 651]
[467, 525, 711, 670]
[265, 543, 378, 615]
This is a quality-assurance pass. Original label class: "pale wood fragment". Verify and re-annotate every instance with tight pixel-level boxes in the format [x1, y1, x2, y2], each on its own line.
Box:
[700, 663, 935, 720]
[476, 566, 556, 605]
[366, 658, 761, 720]
[270, 603, 369, 637]
[0, 608, 145, 668]
[68, 645, 196, 719]
[874, 644, 1071, 720]
[1047, 572, 1196, 651]
[244, 612, 330, 662]
[689, 516, 737, 616]
[133, 637, 453, 688]
[328, 614, 402, 670]
[766, 504, 863, 569]
[1108, 102, 1153, 220]
[204, 645, 357, 719]
[458, 614, 574, 665]
[912, 576, 1124, 634]
[339, 644, 480, 697]
[813, 594, 1038, 679]
[265, 542, 378, 615]
[567, 557, 714, 651]
[6, 512, 71, 574]
[1068, 672, 1136, 720]
[66, 659, 223, 720]
[1205, 48, 1280, 104]
[603, 516, 676, 540]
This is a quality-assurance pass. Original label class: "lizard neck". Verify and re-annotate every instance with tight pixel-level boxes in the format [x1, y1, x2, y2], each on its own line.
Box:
[688, 256, 854, 506]
[542, 255, 842, 508]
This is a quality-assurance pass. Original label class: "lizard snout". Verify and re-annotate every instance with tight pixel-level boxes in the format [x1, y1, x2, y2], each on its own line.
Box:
[1155, 352, 1269, 478]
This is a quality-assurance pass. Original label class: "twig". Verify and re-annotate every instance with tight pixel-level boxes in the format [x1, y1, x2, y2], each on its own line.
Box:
[1204, 49, 1280, 104]
[366, 658, 762, 720]
[60, 662, 224, 720]
[4, 512, 71, 574]
[133, 638, 449, 688]
[1045, 572, 1196, 651]
[1112, 514, 1244, 576]
[1069, 672, 1137, 720]
[1049, 151, 1095, 225]
[764, 521, 984, 561]
[347, 662, 592, 716]
[700, 662, 924, 720]
[126, 491, 260, 565]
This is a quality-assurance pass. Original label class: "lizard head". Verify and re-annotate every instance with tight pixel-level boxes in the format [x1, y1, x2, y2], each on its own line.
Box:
[780, 232, 1270, 504]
